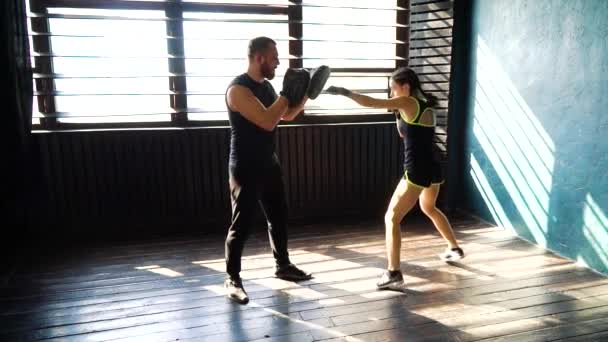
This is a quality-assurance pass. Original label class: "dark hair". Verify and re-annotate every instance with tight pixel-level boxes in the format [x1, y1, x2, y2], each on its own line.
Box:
[391, 67, 438, 107]
[247, 36, 276, 59]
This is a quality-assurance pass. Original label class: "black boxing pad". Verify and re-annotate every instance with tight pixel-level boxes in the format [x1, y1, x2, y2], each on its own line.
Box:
[280, 68, 310, 106]
[306, 65, 331, 100]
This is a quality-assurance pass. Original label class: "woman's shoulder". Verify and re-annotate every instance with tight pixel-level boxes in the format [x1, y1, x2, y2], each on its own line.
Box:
[392, 96, 418, 121]
[393, 95, 418, 105]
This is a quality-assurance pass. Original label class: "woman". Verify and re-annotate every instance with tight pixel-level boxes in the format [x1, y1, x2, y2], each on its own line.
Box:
[326, 67, 464, 290]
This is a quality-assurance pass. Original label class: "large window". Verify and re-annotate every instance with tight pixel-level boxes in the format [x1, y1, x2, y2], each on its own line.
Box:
[302, 0, 400, 115]
[28, 0, 409, 128]
[182, 11, 290, 120]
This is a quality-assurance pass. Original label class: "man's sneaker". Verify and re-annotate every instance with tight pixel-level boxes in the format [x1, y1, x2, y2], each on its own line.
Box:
[224, 277, 249, 304]
[376, 270, 404, 290]
[439, 247, 465, 262]
[275, 264, 312, 281]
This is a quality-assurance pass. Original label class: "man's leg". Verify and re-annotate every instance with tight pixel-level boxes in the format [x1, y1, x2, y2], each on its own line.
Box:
[225, 171, 258, 303]
[259, 162, 311, 281]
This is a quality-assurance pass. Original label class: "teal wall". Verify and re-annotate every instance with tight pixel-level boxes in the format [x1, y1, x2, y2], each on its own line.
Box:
[458, 0, 608, 274]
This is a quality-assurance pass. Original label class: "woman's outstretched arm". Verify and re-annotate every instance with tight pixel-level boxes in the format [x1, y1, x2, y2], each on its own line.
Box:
[326, 86, 417, 120]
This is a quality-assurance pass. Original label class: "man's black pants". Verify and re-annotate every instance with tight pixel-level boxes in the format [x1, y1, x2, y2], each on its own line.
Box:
[225, 161, 290, 278]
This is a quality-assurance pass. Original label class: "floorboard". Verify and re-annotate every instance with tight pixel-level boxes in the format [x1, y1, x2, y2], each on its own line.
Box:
[1, 215, 606, 342]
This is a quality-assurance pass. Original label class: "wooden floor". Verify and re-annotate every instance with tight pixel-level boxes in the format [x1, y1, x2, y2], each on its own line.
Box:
[2, 215, 608, 342]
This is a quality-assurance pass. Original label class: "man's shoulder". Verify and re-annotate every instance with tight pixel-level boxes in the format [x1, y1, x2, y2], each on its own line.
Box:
[227, 75, 255, 96]
[229, 73, 250, 86]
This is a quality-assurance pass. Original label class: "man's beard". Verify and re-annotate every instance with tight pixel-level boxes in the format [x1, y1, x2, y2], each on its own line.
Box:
[261, 62, 275, 80]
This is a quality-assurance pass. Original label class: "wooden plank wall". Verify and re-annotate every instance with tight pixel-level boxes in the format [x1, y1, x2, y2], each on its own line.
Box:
[410, 0, 454, 166]
[29, 124, 404, 238]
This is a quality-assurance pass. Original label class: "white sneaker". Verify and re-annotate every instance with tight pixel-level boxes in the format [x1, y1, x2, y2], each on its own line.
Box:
[439, 247, 464, 262]
[376, 270, 405, 290]
[225, 277, 249, 304]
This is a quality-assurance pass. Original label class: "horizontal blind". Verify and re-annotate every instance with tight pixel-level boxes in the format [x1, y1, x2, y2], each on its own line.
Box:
[409, 0, 453, 161]
[301, 0, 403, 116]
[28, 0, 410, 128]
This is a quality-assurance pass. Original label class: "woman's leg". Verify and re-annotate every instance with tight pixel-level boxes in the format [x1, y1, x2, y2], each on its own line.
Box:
[419, 184, 463, 259]
[384, 179, 423, 271]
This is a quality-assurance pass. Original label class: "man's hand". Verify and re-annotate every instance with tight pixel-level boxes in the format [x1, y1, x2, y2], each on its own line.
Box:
[282, 96, 308, 121]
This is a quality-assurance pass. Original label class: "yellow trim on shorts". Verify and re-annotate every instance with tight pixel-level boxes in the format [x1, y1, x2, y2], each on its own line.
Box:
[404, 171, 427, 189]
[404, 171, 445, 189]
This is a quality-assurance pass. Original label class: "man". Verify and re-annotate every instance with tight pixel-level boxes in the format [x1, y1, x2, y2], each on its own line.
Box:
[223, 36, 313, 304]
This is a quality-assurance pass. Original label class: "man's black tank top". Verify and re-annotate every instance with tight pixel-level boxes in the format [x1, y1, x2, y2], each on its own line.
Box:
[227, 73, 278, 168]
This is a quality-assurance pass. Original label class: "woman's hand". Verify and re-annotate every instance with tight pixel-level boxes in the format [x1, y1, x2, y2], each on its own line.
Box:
[325, 86, 352, 97]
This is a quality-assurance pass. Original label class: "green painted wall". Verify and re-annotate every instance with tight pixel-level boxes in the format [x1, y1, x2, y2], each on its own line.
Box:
[455, 0, 608, 274]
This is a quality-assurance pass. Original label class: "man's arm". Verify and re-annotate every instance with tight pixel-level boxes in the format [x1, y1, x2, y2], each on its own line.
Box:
[281, 96, 308, 121]
[226, 85, 289, 131]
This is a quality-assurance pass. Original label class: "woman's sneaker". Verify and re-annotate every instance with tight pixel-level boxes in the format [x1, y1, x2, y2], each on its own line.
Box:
[376, 270, 404, 290]
[439, 247, 464, 262]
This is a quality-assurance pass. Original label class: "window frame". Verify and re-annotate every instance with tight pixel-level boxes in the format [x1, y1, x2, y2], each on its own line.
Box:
[29, 0, 410, 130]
